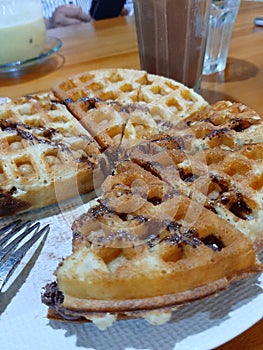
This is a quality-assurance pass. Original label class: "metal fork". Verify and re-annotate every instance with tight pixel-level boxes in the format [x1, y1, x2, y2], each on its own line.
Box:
[0, 220, 49, 291]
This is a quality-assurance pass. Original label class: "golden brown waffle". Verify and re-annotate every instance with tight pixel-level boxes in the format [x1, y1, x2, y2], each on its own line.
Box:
[65, 100, 159, 150]
[41, 161, 262, 329]
[40, 70, 263, 330]
[52, 68, 208, 149]
[169, 100, 263, 152]
[0, 92, 101, 217]
[128, 136, 263, 248]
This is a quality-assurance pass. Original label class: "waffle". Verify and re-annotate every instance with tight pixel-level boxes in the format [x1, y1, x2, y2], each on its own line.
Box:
[0, 69, 207, 216]
[128, 142, 263, 243]
[42, 161, 262, 329]
[127, 103, 263, 247]
[168, 100, 263, 152]
[64, 100, 159, 150]
[52, 68, 208, 149]
[41, 70, 263, 329]
[0, 92, 101, 217]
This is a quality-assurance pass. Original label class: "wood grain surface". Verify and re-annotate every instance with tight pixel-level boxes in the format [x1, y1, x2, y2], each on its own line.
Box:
[0, 1, 262, 348]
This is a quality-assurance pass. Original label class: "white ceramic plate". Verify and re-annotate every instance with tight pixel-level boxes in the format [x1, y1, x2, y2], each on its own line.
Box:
[0, 36, 62, 74]
[0, 196, 262, 350]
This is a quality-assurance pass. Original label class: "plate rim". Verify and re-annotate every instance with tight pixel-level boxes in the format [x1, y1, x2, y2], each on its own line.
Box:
[0, 36, 62, 73]
[0, 203, 262, 350]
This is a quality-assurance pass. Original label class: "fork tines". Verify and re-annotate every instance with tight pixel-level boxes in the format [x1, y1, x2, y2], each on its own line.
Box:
[0, 220, 50, 291]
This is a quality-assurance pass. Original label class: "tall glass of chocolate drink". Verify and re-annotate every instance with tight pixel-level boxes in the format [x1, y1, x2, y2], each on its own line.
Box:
[132, 0, 210, 90]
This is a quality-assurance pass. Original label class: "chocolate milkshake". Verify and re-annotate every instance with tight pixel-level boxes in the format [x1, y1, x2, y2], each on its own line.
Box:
[133, 0, 210, 89]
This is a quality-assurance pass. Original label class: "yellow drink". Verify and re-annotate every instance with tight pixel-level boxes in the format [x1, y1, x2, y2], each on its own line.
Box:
[0, 1, 46, 64]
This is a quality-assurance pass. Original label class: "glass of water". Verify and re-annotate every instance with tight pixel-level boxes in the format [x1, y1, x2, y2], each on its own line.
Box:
[202, 0, 241, 75]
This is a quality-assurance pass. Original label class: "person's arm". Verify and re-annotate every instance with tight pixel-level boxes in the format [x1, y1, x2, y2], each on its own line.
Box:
[44, 17, 53, 29]
[46, 5, 91, 29]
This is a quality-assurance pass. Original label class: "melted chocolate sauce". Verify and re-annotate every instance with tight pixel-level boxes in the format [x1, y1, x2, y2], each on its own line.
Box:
[146, 221, 202, 248]
[62, 98, 73, 104]
[210, 174, 230, 193]
[42, 127, 58, 139]
[179, 168, 199, 183]
[76, 155, 95, 168]
[204, 203, 217, 214]
[88, 203, 111, 218]
[134, 160, 163, 181]
[0, 188, 30, 217]
[41, 282, 64, 307]
[118, 213, 147, 223]
[147, 196, 162, 206]
[151, 135, 185, 150]
[79, 97, 102, 110]
[229, 194, 252, 220]
[210, 175, 253, 220]
[206, 127, 229, 140]
[202, 234, 225, 252]
[229, 118, 252, 132]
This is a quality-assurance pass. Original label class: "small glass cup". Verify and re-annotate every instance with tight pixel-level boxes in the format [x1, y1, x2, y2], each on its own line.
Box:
[202, 0, 241, 75]
[0, 0, 46, 65]
[132, 0, 211, 90]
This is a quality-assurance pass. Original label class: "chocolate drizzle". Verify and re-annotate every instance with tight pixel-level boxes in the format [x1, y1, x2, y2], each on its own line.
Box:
[229, 117, 252, 132]
[202, 234, 225, 252]
[41, 282, 64, 307]
[132, 160, 164, 181]
[229, 193, 252, 220]
[0, 188, 30, 217]
[93, 230, 141, 247]
[80, 96, 102, 108]
[206, 127, 229, 140]
[151, 134, 185, 150]
[210, 174, 253, 220]
[147, 196, 162, 206]
[0, 118, 58, 145]
[146, 221, 201, 249]
[166, 222, 201, 248]
[178, 168, 199, 183]
[88, 203, 112, 219]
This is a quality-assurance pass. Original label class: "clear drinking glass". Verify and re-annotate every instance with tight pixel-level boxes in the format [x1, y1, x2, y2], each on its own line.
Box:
[132, 0, 211, 90]
[202, 0, 241, 75]
[0, 0, 46, 64]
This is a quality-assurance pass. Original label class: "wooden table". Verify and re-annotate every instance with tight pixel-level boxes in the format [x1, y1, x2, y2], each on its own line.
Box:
[0, 1, 263, 118]
[0, 1, 262, 348]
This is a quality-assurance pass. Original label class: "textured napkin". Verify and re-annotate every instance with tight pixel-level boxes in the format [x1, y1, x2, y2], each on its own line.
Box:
[0, 195, 262, 350]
